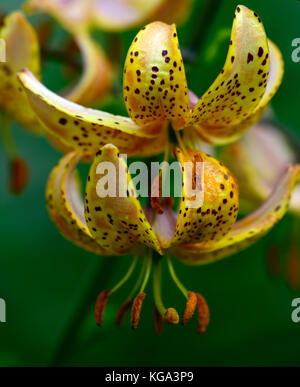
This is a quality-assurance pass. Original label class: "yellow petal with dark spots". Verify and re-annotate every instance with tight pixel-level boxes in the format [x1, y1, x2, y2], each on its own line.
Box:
[152, 149, 239, 248]
[63, 32, 112, 106]
[123, 22, 190, 129]
[173, 164, 300, 265]
[18, 69, 168, 160]
[192, 39, 284, 145]
[188, 5, 269, 143]
[0, 12, 42, 134]
[46, 152, 108, 255]
[85, 144, 163, 255]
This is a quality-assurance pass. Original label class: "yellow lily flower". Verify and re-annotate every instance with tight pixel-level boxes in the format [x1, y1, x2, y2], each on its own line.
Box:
[45, 143, 300, 332]
[17, 5, 283, 162]
[220, 121, 300, 289]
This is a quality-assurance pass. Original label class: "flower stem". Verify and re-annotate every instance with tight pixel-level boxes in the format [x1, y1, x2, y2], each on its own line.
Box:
[49, 255, 117, 366]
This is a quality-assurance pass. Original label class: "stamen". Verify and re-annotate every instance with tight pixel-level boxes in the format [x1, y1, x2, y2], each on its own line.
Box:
[0, 113, 29, 194]
[163, 308, 179, 325]
[167, 256, 198, 326]
[130, 251, 152, 329]
[95, 290, 110, 326]
[163, 197, 174, 208]
[116, 299, 132, 328]
[115, 257, 148, 327]
[287, 246, 300, 290]
[10, 157, 29, 194]
[110, 256, 138, 294]
[174, 130, 189, 158]
[131, 292, 146, 329]
[196, 293, 210, 334]
[151, 174, 164, 215]
[153, 256, 179, 325]
[95, 256, 138, 326]
[153, 307, 163, 335]
[181, 291, 198, 325]
[166, 255, 188, 299]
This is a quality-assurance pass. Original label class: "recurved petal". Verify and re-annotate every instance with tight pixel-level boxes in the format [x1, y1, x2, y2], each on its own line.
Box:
[18, 69, 168, 160]
[123, 22, 190, 129]
[188, 5, 270, 144]
[192, 39, 284, 145]
[220, 122, 296, 209]
[150, 0, 193, 26]
[0, 12, 42, 134]
[173, 164, 300, 265]
[92, 0, 192, 32]
[152, 149, 239, 249]
[46, 152, 108, 255]
[85, 144, 163, 255]
[63, 33, 112, 106]
[25, 0, 91, 32]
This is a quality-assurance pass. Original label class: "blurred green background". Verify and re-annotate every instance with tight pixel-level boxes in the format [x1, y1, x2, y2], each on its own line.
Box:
[0, 0, 300, 367]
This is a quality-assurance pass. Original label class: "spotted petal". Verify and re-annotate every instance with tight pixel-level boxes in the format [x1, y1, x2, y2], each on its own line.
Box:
[63, 32, 112, 106]
[220, 122, 300, 216]
[85, 144, 162, 255]
[152, 148, 239, 248]
[0, 12, 41, 133]
[123, 22, 190, 129]
[188, 5, 272, 145]
[173, 164, 300, 265]
[46, 151, 108, 255]
[18, 69, 168, 160]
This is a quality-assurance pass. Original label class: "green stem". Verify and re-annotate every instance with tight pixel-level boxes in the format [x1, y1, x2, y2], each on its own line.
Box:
[49, 255, 117, 366]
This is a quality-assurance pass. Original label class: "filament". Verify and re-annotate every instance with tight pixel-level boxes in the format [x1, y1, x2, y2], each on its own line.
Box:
[153, 256, 179, 325]
[127, 256, 147, 300]
[110, 256, 138, 294]
[139, 250, 152, 293]
[166, 255, 189, 299]
[174, 129, 189, 158]
[152, 256, 167, 317]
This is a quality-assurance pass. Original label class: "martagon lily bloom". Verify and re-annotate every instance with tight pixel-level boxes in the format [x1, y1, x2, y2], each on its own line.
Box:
[45, 143, 300, 333]
[220, 121, 300, 289]
[16, 5, 300, 332]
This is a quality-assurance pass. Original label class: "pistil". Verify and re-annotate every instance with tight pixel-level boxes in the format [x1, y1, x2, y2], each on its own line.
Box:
[152, 256, 179, 325]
